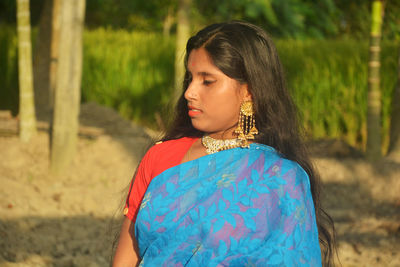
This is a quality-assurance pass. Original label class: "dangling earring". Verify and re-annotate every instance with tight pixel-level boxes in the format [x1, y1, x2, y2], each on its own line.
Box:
[234, 100, 259, 147]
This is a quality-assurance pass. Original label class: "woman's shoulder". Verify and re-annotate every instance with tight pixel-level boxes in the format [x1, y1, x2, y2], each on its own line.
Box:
[143, 136, 199, 178]
[148, 137, 198, 154]
[250, 143, 309, 178]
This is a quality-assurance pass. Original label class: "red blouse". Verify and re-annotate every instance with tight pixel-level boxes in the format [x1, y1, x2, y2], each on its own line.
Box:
[124, 137, 199, 222]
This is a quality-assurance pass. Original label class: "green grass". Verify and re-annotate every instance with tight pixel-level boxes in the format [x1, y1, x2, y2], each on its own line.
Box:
[1, 25, 398, 151]
[82, 28, 175, 127]
[277, 39, 397, 150]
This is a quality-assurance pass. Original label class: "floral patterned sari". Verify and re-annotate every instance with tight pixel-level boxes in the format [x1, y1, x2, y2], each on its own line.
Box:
[135, 143, 322, 266]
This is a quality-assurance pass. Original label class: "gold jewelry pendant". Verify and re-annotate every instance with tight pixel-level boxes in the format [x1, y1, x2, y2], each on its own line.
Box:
[234, 100, 258, 147]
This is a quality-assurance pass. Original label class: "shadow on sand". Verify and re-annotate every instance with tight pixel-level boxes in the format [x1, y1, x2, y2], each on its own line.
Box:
[0, 215, 122, 266]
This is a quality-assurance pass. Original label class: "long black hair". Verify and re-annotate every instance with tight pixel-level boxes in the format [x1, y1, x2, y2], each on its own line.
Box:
[163, 21, 336, 266]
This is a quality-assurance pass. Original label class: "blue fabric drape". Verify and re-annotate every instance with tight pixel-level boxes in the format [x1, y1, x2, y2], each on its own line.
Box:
[135, 144, 322, 266]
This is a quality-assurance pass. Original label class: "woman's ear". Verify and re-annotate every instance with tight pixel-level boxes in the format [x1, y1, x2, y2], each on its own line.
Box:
[241, 83, 252, 101]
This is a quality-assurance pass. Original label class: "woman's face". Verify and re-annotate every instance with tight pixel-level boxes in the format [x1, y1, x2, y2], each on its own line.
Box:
[184, 47, 251, 139]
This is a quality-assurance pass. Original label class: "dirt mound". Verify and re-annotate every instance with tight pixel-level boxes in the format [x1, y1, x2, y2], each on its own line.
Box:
[0, 102, 399, 266]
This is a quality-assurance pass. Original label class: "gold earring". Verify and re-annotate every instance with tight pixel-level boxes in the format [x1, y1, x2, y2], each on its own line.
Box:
[234, 101, 258, 147]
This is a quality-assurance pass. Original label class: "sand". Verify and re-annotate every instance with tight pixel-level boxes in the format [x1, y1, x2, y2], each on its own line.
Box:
[1, 102, 399, 266]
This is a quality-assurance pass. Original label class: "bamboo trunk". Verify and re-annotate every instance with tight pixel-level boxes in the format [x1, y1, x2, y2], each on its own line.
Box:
[163, 7, 174, 39]
[366, 0, 384, 161]
[388, 46, 400, 159]
[174, 0, 191, 102]
[17, 0, 37, 142]
[49, 0, 61, 111]
[51, 0, 86, 173]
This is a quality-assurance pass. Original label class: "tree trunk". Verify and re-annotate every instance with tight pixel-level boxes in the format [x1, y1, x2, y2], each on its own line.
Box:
[51, 0, 85, 173]
[32, 0, 61, 118]
[17, 0, 37, 142]
[388, 46, 400, 159]
[163, 7, 174, 39]
[50, 0, 61, 112]
[33, 0, 52, 117]
[366, 0, 384, 161]
[174, 0, 191, 102]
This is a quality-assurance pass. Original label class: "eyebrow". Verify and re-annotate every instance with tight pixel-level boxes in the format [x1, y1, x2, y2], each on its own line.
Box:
[188, 71, 216, 77]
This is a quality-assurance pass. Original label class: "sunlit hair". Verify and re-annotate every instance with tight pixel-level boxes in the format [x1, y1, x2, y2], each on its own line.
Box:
[163, 21, 336, 266]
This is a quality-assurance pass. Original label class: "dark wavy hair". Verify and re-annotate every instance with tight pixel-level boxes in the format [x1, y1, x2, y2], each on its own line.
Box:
[163, 21, 336, 266]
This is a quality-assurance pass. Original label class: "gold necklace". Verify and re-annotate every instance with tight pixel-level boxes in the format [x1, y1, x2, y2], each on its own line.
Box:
[201, 135, 243, 154]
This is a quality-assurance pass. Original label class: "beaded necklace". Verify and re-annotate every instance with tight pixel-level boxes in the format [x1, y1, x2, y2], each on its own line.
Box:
[201, 135, 243, 154]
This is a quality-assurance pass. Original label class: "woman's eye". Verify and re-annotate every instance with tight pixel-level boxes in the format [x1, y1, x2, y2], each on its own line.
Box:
[203, 80, 216, 85]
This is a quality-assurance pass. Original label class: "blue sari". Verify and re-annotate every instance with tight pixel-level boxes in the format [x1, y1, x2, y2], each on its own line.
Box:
[135, 144, 322, 266]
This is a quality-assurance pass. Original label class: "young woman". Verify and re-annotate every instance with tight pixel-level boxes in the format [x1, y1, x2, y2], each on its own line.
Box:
[113, 21, 335, 266]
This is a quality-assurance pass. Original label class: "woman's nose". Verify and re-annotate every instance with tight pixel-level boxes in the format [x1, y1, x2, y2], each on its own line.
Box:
[184, 81, 198, 100]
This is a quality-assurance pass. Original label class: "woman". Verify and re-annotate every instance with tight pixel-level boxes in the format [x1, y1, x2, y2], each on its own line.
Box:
[113, 21, 335, 266]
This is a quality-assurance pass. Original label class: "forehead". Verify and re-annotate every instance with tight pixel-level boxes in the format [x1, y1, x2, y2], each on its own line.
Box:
[188, 48, 220, 73]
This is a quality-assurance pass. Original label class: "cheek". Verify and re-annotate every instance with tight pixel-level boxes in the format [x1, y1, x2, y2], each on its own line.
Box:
[209, 95, 241, 122]
[201, 81, 244, 122]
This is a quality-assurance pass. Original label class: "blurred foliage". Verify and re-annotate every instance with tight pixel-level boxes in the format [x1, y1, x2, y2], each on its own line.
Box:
[82, 28, 175, 127]
[335, 0, 400, 40]
[0, 26, 18, 115]
[81, 31, 398, 150]
[85, 0, 177, 31]
[0, 0, 45, 26]
[2, 26, 396, 149]
[0, 0, 399, 39]
[277, 39, 397, 150]
[0, 1, 398, 149]
[194, 0, 339, 38]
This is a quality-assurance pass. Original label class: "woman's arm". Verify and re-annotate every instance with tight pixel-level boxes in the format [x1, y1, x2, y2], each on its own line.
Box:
[113, 217, 140, 267]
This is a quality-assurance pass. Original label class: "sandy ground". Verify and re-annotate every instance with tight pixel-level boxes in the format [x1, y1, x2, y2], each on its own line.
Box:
[0, 102, 399, 267]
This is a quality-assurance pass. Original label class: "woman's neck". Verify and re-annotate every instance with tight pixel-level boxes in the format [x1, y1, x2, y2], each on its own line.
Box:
[206, 127, 237, 140]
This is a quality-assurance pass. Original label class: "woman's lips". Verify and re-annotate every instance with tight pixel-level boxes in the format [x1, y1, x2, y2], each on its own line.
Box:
[188, 106, 202, 117]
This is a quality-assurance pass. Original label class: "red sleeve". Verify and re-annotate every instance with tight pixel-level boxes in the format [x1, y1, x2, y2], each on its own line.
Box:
[123, 137, 198, 222]
[123, 146, 154, 222]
